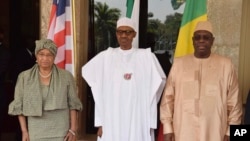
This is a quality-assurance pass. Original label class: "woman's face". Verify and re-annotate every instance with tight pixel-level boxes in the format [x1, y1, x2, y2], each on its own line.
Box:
[36, 49, 55, 69]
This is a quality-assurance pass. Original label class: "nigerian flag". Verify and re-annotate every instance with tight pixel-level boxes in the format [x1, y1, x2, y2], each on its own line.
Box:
[126, 0, 139, 48]
[174, 0, 207, 57]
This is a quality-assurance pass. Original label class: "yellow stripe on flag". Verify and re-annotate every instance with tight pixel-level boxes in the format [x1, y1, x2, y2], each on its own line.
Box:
[174, 0, 207, 58]
[174, 14, 207, 57]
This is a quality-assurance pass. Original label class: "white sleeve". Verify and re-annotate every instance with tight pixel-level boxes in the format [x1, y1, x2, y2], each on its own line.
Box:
[81, 52, 105, 127]
[149, 51, 166, 128]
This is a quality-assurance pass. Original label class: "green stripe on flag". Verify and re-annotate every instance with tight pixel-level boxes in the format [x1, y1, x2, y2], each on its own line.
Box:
[181, 0, 207, 26]
[126, 0, 134, 18]
[174, 0, 207, 57]
[126, 0, 139, 48]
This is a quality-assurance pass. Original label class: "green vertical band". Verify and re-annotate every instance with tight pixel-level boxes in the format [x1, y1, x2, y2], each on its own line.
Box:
[126, 0, 134, 18]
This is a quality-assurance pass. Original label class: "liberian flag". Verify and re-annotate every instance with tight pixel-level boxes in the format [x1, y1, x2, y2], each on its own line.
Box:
[174, 0, 207, 57]
[126, 0, 139, 48]
[47, 0, 75, 75]
[158, 0, 207, 140]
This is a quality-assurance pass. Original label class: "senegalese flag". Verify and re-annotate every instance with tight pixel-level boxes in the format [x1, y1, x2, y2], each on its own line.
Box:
[126, 0, 139, 48]
[174, 0, 207, 57]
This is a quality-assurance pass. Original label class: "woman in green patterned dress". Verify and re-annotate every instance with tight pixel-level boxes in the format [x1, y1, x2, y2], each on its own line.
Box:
[8, 39, 83, 141]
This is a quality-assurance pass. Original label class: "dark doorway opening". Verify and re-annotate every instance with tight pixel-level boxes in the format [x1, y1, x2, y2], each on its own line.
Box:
[0, 0, 39, 140]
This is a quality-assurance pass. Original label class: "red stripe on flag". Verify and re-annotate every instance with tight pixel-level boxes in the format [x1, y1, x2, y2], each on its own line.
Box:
[56, 61, 65, 69]
[48, 5, 57, 29]
[65, 21, 71, 35]
[54, 29, 66, 47]
[65, 50, 72, 64]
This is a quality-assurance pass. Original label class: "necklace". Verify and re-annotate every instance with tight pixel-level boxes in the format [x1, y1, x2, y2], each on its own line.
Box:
[39, 71, 52, 78]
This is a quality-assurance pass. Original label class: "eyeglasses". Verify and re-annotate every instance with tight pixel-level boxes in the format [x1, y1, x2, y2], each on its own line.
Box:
[116, 30, 135, 36]
[37, 53, 54, 58]
[193, 35, 213, 41]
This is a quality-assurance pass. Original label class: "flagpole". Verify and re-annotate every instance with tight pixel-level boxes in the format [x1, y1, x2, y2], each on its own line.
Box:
[71, 0, 77, 77]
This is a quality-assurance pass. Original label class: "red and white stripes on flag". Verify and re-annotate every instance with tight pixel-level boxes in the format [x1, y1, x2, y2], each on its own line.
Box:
[47, 0, 74, 75]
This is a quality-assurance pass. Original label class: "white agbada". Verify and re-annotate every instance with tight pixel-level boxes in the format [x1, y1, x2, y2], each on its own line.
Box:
[82, 47, 166, 141]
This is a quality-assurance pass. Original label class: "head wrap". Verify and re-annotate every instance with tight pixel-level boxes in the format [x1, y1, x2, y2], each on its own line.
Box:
[194, 21, 213, 34]
[117, 17, 136, 32]
[35, 39, 57, 56]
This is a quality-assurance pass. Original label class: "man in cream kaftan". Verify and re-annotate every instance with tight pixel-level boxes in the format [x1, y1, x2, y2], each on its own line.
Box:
[160, 21, 242, 141]
[82, 17, 166, 141]
[160, 54, 242, 141]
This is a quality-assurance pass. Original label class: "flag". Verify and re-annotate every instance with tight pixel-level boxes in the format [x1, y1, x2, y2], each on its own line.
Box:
[174, 0, 207, 57]
[126, 0, 140, 48]
[47, 0, 75, 75]
[158, 0, 207, 140]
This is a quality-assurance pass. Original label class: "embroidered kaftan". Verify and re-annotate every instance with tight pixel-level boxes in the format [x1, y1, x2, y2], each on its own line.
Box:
[160, 54, 242, 141]
[82, 47, 166, 141]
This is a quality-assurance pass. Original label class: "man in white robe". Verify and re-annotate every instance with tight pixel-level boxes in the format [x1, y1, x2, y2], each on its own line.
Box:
[160, 21, 242, 141]
[82, 17, 166, 141]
